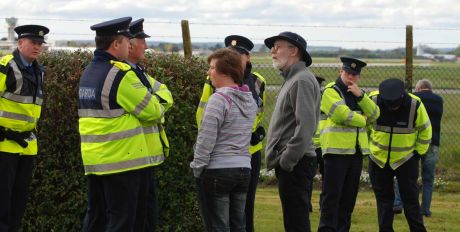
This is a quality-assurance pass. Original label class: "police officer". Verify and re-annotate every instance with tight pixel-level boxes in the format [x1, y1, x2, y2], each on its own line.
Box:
[368, 78, 431, 232]
[318, 57, 380, 232]
[127, 18, 174, 231]
[0, 24, 49, 232]
[195, 35, 266, 232]
[78, 17, 165, 231]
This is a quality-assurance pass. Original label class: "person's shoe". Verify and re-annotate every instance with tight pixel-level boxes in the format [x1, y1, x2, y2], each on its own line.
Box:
[393, 207, 403, 214]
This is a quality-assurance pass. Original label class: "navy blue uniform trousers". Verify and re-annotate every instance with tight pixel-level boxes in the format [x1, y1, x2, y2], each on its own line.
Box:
[0, 152, 34, 232]
[81, 168, 148, 232]
[318, 154, 362, 232]
[369, 156, 426, 232]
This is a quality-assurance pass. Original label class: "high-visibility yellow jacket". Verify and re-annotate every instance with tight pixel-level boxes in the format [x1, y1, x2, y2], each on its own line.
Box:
[313, 111, 327, 148]
[320, 80, 380, 156]
[78, 50, 165, 175]
[368, 91, 432, 169]
[130, 63, 173, 166]
[196, 69, 266, 155]
[0, 50, 44, 155]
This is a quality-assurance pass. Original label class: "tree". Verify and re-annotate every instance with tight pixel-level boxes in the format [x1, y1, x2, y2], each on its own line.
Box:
[453, 45, 460, 56]
[210, 43, 222, 51]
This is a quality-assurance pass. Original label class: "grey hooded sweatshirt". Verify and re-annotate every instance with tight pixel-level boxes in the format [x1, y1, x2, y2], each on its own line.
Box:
[190, 85, 257, 178]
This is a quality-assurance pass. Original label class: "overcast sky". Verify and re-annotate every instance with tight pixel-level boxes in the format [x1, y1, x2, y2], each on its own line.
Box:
[1, 0, 459, 49]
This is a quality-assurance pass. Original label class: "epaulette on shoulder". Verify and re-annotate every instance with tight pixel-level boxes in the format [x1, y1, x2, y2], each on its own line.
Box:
[252, 71, 266, 83]
[110, 60, 132, 72]
[0, 54, 14, 67]
[369, 90, 380, 97]
[324, 82, 336, 89]
[408, 92, 422, 102]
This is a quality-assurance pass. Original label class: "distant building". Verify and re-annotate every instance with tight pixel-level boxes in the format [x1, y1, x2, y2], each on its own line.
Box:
[0, 17, 53, 52]
[0, 17, 17, 51]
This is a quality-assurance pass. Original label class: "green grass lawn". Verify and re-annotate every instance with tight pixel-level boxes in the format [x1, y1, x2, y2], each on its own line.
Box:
[254, 186, 460, 231]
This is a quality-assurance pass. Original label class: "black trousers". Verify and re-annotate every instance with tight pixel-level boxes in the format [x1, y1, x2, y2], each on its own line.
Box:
[275, 155, 316, 232]
[145, 167, 160, 232]
[81, 168, 149, 232]
[245, 151, 261, 232]
[0, 152, 35, 232]
[369, 156, 426, 232]
[318, 154, 362, 232]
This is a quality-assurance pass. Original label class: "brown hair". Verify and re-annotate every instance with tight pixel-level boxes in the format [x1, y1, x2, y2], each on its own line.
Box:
[207, 48, 244, 85]
[95, 35, 124, 50]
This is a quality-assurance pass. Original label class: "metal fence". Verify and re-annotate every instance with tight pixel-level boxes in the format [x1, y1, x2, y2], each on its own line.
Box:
[252, 60, 460, 176]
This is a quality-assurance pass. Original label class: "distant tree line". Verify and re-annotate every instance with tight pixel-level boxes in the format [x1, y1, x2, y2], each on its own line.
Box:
[50, 40, 460, 58]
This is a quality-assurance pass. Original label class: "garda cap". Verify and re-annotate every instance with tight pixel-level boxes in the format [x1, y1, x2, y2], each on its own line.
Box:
[90, 17, 133, 38]
[340, 57, 367, 75]
[224, 35, 254, 55]
[379, 78, 406, 101]
[129, 18, 150, 39]
[379, 78, 406, 109]
[14, 24, 49, 43]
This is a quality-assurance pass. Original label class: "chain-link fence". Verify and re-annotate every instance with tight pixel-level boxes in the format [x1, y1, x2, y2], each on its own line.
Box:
[252, 59, 460, 177]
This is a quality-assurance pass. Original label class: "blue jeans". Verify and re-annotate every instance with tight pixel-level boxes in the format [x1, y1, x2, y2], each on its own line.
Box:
[198, 168, 251, 232]
[394, 145, 438, 216]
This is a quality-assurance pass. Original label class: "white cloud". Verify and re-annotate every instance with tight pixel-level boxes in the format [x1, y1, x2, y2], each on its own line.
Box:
[0, 0, 458, 49]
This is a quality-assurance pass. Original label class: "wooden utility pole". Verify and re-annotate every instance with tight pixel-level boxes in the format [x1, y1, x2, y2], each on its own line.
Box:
[181, 20, 192, 59]
[405, 25, 413, 92]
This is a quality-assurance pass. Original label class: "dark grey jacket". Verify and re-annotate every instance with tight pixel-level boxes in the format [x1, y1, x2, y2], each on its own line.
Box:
[265, 61, 321, 172]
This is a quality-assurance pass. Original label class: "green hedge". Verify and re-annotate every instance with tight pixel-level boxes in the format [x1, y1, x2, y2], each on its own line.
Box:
[21, 51, 207, 231]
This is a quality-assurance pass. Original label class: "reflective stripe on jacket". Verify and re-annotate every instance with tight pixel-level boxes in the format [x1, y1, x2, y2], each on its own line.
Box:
[313, 112, 327, 148]
[320, 81, 380, 156]
[0, 50, 44, 155]
[130, 63, 173, 165]
[78, 51, 165, 175]
[368, 91, 432, 169]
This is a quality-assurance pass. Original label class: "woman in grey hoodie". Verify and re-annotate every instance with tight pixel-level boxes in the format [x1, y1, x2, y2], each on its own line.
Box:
[190, 48, 257, 231]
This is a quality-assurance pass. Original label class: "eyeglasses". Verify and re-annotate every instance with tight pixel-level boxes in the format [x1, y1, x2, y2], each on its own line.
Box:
[271, 44, 295, 52]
